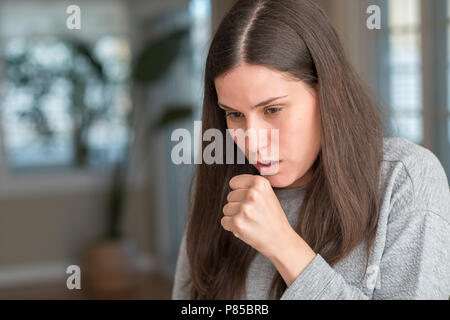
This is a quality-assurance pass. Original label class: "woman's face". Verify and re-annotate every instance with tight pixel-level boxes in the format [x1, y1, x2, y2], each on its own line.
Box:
[214, 63, 322, 189]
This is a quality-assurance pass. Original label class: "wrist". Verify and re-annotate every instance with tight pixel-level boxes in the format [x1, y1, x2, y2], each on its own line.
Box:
[269, 229, 317, 287]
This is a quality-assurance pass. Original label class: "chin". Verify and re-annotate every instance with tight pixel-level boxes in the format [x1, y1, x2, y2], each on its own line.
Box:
[260, 174, 288, 188]
[262, 172, 308, 189]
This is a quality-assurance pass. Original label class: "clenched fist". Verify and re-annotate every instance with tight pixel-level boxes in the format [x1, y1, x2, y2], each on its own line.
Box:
[221, 174, 295, 259]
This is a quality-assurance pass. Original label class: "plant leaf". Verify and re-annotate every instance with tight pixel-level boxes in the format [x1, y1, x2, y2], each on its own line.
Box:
[133, 27, 190, 84]
[153, 104, 194, 130]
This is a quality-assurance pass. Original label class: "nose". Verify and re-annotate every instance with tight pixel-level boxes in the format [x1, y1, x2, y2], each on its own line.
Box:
[245, 118, 272, 162]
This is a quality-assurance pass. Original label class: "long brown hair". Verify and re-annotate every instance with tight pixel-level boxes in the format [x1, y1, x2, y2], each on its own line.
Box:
[184, 0, 385, 299]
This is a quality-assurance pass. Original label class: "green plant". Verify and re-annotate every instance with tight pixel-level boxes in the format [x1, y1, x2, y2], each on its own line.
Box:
[3, 26, 194, 242]
[3, 37, 115, 168]
[103, 25, 194, 242]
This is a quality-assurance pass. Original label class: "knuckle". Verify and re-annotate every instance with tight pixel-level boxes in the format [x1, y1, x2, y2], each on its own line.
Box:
[254, 177, 268, 190]
[246, 189, 257, 201]
[233, 217, 243, 232]
[240, 204, 252, 218]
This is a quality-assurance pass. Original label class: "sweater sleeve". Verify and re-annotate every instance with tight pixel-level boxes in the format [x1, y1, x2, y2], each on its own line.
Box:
[280, 254, 371, 300]
[281, 141, 450, 300]
[280, 210, 450, 300]
[372, 210, 450, 299]
[171, 229, 192, 299]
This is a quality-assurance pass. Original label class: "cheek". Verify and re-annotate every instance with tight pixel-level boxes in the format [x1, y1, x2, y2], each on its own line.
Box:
[280, 107, 321, 158]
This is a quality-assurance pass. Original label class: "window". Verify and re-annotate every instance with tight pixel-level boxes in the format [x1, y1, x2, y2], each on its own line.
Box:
[424, 0, 449, 177]
[387, 0, 423, 145]
[373, 0, 450, 177]
[0, 0, 131, 171]
[1, 37, 130, 170]
[448, 2, 450, 117]
[440, 0, 450, 175]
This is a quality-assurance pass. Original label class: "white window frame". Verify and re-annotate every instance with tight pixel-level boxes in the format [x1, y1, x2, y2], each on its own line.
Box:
[368, 0, 450, 176]
[422, 0, 449, 172]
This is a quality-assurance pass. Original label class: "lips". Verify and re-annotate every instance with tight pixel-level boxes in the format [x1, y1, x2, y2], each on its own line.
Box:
[257, 160, 279, 166]
[256, 160, 281, 175]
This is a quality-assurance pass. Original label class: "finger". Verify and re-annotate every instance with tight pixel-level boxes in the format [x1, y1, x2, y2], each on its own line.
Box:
[220, 216, 240, 239]
[222, 202, 240, 216]
[229, 174, 257, 190]
[220, 216, 233, 232]
[227, 189, 248, 203]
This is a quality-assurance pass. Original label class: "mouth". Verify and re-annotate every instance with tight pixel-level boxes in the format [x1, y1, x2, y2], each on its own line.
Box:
[256, 160, 281, 175]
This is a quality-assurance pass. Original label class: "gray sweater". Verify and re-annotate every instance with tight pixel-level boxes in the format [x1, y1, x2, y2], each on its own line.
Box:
[172, 137, 450, 300]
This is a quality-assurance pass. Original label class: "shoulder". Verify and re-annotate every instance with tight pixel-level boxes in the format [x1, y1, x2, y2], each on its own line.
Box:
[380, 137, 450, 223]
[382, 137, 444, 171]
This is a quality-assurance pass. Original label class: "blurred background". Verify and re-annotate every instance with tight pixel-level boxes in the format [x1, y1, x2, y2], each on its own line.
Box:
[0, 0, 448, 299]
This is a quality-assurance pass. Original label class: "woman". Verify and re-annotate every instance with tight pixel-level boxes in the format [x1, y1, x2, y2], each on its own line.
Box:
[172, 0, 450, 299]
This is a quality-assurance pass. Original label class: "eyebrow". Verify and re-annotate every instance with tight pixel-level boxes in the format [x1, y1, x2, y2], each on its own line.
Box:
[217, 95, 288, 111]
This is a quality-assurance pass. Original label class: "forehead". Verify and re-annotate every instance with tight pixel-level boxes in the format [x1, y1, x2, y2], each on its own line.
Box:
[214, 64, 293, 104]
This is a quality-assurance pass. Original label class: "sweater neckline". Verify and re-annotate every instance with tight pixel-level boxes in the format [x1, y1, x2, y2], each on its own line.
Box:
[273, 183, 308, 200]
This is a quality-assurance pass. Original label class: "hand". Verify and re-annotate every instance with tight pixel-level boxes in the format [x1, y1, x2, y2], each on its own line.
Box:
[220, 174, 295, 259]
[221, 174, 317, 286]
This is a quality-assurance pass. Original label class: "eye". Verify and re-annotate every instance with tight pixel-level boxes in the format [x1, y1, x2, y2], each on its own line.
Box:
[264, 106, 282, 115]
[225, 112, 244, 119]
